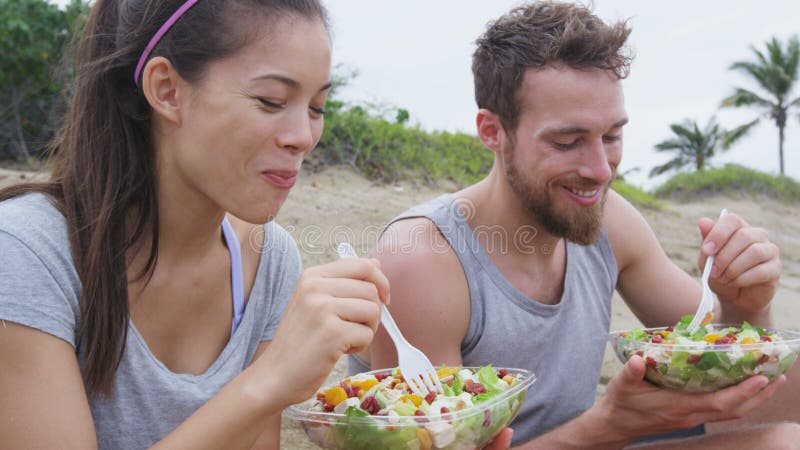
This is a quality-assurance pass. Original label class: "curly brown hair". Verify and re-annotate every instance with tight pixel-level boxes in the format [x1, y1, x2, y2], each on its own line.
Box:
[472, 1, 632, 133]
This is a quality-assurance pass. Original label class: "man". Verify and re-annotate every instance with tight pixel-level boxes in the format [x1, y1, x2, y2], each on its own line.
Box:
[351, 2, 800, 448]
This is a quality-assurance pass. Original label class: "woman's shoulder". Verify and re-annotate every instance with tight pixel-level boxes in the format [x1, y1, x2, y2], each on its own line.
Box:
[227, 215, 299, 260]
[0, 192, 68, 248]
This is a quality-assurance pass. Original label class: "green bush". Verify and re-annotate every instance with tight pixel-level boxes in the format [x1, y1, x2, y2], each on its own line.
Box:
[611, 178, 663, 210]
[0, 0, 88, 160]
[654, 164, 800, 202]
[310, 100, 493, 186]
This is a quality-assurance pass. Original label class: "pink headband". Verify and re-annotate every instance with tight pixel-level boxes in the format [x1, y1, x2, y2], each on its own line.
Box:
[134, 0, 202, 86]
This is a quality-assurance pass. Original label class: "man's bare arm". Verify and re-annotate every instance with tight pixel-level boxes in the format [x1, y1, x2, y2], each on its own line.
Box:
[368, 218, 469, 370]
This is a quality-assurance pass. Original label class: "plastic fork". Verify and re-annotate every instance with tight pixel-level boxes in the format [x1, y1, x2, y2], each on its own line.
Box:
[687, 209, 728, 333]
[336, 242, 443, 397]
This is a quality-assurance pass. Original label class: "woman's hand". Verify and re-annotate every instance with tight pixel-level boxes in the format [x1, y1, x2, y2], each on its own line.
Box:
[256, 257, 389, 408]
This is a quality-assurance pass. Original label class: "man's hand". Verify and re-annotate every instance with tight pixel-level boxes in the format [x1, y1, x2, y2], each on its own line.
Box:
[485, 428, 513, 449]
[697, 212, 780, 317]
[589, 355, 785, 444]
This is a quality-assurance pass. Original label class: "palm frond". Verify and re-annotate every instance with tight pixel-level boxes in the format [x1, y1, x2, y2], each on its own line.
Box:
[720, 88, 774, 108]
[654, 139, 684, 152]
[721, 119, 760, 149]
[649, 157, 688, 177]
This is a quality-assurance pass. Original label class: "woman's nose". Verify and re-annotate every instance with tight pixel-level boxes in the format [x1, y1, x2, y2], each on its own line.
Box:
[275, 108, 314, 153]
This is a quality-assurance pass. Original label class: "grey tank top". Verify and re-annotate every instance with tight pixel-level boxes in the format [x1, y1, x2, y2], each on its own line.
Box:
[349, 194, 618, 445]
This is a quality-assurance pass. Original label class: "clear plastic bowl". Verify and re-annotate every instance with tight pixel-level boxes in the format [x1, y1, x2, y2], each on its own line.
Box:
[609, 324, 800, 392]
[284, 366, 535, 450]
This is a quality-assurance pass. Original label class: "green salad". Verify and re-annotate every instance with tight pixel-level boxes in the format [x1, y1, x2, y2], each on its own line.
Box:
[612, 315, 800, 392]
[286, 365, 534, 450]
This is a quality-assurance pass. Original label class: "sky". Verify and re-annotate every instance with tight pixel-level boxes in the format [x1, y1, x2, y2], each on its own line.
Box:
[323, 0, 800, 188]
[51, 0, 800, 188]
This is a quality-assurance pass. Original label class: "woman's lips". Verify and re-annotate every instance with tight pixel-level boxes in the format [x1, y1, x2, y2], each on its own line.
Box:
[262, 170, 298, 188]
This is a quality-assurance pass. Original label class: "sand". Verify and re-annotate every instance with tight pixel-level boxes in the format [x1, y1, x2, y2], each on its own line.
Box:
[2, 166, 798, 448]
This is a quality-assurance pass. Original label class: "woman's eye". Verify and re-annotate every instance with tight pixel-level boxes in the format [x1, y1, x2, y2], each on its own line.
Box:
[258, 98, 284, 110]
[603, 135, 622, 144]
[309, 106, 326, 117]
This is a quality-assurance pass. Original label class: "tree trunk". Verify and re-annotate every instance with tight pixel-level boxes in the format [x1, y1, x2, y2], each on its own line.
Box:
[696, 153, 705, 171]
[10, 87, 31, 161]
[778, 124, 785, 176]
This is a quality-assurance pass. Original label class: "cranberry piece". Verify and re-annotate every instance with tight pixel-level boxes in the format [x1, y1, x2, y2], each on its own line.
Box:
[761, 335, 772, 342]
[360, 396, 380, 415]
[375, 373, 388, 381]
[651, 334, 663, 343]
[497, 369, 508, 378]
[757, 354, 770, 365]
[465, 382, 487, 395]
[645, 357, 658, 368]
[482, 409, 492, 427]
[414, 409, 428, 423]
[687, 354, 702, 365]
[440, 406, 450, 414]
[425, 391, 437, 404]
[340, 382, 354, 398]
[323, 403, 334, 412]
[666, 326, 674, 332]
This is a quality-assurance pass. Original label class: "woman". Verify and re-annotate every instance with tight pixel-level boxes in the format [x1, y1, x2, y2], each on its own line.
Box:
[0, 1, 389, 448]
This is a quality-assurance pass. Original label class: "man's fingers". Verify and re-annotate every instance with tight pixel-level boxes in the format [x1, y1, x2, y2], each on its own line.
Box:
[618, 355, 647, 385]
[485, 428, 514, 450]
[712, 228, 771, 279]
[686, 375, 769, 415]
[686, 376, 783, 424]
[718, 242, 779, 284]
[701, 213, 746, 257]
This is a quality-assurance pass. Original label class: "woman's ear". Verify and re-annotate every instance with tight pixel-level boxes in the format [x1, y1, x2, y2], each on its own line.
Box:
[476, 109, 505, 155]
[140, 56, 185, 127]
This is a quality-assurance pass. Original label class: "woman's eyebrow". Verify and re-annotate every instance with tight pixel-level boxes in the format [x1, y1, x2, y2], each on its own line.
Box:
[251, 74, 333, 93]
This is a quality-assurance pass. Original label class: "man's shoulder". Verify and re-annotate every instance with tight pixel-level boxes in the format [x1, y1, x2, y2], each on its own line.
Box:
[376, 216, 459, 268]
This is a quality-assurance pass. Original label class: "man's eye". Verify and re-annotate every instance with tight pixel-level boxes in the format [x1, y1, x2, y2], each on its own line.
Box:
[604, 135, 622, 143]
[554, 140, 579, 150]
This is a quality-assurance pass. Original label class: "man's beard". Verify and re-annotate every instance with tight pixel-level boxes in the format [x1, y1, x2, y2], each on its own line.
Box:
[503, 146, 609, 246]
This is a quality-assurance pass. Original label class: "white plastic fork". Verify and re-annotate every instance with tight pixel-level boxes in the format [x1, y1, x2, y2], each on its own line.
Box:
[687, 209, 728, 333]
[336, 242, 443, 397]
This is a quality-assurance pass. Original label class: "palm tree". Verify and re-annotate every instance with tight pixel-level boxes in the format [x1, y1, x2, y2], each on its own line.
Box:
[649, 116, 756, 177]
[721, 35, 800, 176]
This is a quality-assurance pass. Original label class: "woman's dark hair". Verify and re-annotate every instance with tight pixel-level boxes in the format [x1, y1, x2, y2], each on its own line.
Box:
[0, 0, 328, 396]
[472, 1, 632, 134]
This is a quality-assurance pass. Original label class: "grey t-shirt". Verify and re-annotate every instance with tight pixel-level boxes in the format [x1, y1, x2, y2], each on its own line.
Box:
[0, 193, 301, 449]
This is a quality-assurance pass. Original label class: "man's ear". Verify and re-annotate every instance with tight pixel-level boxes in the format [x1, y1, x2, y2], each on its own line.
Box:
[476, 109, 505, 155]
[140, 56, 185, 127]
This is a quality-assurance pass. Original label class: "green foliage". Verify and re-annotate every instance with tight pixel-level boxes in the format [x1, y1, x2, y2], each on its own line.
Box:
[611, 178, 662, 210]
[649, 116, 756, 177]
[720, 35, 800, 176]
[0, 0, 88, 160]
[654, 164, 800, 202]
[312, 98, 493, 186]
